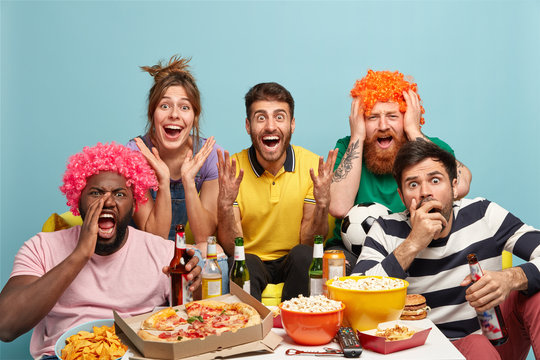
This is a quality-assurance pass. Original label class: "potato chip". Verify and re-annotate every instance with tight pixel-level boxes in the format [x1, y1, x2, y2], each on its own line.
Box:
[61, 325, 127, 360]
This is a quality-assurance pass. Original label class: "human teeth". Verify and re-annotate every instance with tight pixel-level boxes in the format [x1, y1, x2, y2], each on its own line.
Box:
[263, 136, 279, 140]
[100, 228, 114, 234]
[99, 214, 114, 219]
[165, 125, 182, 130]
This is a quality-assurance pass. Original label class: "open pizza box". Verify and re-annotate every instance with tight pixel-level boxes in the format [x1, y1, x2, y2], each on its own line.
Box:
[114, 282, 281, 360]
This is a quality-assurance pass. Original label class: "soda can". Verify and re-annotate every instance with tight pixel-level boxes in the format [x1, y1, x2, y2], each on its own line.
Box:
[322, 250, 346, 295]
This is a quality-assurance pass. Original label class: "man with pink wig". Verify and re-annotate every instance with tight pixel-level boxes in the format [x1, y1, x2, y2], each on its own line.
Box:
[327, 70, 473, 273]
[0, 143, 201, 359]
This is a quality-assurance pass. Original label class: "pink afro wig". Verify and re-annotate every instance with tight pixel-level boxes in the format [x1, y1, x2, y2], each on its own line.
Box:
[60, 142, 158, 216]
[350, 69, 425, 125]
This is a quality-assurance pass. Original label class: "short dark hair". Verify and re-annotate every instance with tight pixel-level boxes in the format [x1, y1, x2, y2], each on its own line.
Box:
[244, 82, 295, 119]
[392, 139, 457, 191]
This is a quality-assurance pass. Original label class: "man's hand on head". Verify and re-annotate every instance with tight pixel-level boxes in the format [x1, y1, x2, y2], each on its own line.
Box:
[402, 90, 424, 140]
[349, 97, 366, 142]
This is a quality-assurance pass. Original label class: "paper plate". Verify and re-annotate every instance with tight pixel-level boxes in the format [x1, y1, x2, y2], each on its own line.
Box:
[54, 319, 123, 359]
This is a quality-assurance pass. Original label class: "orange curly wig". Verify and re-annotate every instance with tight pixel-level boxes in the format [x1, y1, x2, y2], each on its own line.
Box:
[350, 70, 425, 125]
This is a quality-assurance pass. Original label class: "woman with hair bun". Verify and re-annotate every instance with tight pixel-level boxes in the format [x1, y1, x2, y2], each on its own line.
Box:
[127, 55, 228, 292]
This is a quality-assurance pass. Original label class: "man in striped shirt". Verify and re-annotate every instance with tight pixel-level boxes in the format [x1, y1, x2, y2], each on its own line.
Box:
[354, 139, 540, 359]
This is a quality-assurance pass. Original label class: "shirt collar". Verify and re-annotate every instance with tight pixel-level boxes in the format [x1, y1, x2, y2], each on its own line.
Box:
[248, 145, 295, 177]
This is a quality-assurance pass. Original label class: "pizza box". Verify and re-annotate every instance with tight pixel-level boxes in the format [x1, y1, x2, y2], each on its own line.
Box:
[114, 281, 276, 360]
[357, 320, 432, 354]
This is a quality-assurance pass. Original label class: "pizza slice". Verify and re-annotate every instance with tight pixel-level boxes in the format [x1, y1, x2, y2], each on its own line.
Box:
[140, 307, 187, 331]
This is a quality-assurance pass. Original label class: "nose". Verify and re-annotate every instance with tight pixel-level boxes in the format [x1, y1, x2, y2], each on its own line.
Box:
[378, 115, 390, 131]
[265, 118, 277, 132]
[103, 193, 115, 207]
[170, 105, 180, 119]
[419, 183, 433, 200]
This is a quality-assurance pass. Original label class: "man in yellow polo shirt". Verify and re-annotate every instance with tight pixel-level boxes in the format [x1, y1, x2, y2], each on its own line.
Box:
[217, 82, 337, 301]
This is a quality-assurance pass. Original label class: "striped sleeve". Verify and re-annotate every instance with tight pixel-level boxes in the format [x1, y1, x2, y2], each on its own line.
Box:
[485, 201, 540, 294]
[352, 220, 408, 279]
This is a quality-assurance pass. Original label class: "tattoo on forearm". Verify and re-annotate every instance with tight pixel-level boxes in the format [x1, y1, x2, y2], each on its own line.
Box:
[332, 140, 360, 183]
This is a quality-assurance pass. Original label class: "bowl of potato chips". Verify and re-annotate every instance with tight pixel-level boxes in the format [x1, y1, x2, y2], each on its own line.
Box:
[54, 319, 128, 360]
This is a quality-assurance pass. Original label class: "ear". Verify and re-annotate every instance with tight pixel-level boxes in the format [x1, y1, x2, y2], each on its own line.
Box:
[397, 187, 404, 205]
[452, 178, 458, 199]
[291, 117, 296, 134]
[245, 118, 251, 136]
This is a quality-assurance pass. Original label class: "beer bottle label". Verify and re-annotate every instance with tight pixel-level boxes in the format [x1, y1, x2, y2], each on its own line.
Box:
[203, 278, 222, 298]
[313, 243, 323, 258]
[310, 278, 323, 296]
[175, 232, 186, 249]
[234, 246, 245, 261]
[478, 309, 504, 340]
[242, 280, 250, 293]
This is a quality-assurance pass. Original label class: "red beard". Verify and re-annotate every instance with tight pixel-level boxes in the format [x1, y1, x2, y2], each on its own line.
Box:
[363, 131, 407, 175]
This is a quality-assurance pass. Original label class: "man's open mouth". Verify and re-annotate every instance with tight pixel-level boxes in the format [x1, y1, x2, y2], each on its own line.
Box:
[262, 135, 280, 149]
[163, 125, 183, 138]
[377, 136, 393, 149]
[98, 212, 116, 239]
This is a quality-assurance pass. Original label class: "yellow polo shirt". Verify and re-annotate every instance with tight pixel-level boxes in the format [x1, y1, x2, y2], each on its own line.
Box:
[233, 145, 320, 261]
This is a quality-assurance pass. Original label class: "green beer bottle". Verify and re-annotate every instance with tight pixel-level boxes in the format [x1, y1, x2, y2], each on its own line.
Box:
[231, 237, 250, 293]
[309, 235, 324, 296]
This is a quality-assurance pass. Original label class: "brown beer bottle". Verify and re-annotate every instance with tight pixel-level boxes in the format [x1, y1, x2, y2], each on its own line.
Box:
[169, 225, 192, 306]
[467, 253, 508, 346]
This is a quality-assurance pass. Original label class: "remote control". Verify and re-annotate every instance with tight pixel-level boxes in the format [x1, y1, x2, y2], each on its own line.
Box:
[336, 327, 362, 358]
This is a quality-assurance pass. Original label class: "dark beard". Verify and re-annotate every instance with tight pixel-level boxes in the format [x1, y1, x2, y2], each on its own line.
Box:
[363, 132, 407, 175]
[79, 208, 132, 255]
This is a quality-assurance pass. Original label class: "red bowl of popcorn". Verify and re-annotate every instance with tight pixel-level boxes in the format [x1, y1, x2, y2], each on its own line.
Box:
[279, 296, 345, 345]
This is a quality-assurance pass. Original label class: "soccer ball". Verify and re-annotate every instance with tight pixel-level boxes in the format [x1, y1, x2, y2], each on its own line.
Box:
[341, 202, 392, 256]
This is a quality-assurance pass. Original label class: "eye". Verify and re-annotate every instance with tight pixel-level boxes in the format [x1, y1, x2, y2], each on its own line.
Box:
[276, 114, 285, 121]
[181, 105, 190, 111]
[114, 192, 126, 197]
[408, 182, 418, 189]
[160, 103, 170, 109]
[432, 178, 441, 184]
[367, 115, 377, 121]
[257, 115, 266, 121]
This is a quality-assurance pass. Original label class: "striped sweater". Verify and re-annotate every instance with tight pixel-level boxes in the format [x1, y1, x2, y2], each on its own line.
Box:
[352, 197, 540, 339]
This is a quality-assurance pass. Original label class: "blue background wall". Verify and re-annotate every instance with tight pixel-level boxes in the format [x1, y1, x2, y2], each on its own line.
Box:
[1, 1, 538, 358]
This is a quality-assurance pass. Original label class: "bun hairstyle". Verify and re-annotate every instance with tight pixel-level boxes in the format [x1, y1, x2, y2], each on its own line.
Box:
[141, 55, 201, 149]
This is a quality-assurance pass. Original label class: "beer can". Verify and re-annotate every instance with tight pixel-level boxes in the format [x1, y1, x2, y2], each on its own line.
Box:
[322, 250, 346, 295]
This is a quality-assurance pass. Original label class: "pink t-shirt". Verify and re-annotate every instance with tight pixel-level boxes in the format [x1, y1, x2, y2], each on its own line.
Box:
[10, 226, 174, 359]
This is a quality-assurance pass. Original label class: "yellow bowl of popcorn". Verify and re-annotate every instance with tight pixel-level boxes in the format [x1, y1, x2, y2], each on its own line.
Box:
[327, 276, 408, 332]
[279, 295, 345, 345]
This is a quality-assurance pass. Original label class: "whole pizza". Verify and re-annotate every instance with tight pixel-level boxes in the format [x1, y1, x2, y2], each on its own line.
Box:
[137, 300, 261, 342]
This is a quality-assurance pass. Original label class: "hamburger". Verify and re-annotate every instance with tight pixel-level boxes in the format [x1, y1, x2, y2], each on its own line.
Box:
[400, 294, 429, 320]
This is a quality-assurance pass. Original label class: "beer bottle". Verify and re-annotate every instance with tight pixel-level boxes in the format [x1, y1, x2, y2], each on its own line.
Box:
[467, 253, 508, 346]
[169, 224, 192, 305]
[230, 237, 250, 293]
[202, 236, 222, 299]
[309, 235, 324, 296]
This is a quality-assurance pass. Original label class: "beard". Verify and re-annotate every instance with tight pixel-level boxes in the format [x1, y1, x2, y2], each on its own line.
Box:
[250, 130, 292, 164]
[79, 207, 132, 255]
[363, 131, 407, 175]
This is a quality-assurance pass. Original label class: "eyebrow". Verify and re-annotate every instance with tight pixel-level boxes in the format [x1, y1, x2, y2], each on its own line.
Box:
[160, 96, 190, 102]
[404, 170, 444, 183]
[88, 186, 127, 192]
